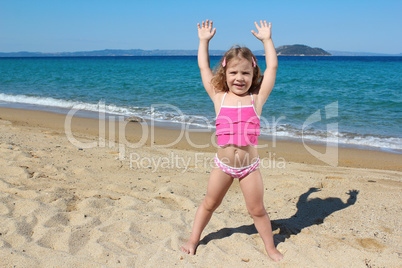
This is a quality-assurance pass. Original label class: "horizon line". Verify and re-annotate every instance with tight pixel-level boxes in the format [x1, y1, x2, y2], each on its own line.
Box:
[0, 48, 401, 57]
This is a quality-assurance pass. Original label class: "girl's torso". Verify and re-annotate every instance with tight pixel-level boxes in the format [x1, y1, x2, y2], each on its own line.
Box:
[214, 91, 261, 167]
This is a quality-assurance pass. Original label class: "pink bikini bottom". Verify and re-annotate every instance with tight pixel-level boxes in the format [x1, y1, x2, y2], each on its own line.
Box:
[214, 154, 260, 179]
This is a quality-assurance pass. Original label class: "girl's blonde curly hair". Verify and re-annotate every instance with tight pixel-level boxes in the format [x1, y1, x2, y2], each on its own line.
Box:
[211, 45, 262, 92]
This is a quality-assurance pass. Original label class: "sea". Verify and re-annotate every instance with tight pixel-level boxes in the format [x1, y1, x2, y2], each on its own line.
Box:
[0, 56, 401, 153]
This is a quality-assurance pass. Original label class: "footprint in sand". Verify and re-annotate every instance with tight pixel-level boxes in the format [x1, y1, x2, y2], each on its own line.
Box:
[68, 229, 92, 255]
[356, 238, 386, 252]
[37, 229, 70, 252]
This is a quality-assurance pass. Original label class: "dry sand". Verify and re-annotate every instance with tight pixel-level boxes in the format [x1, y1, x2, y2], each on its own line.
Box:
[0, 107, 401, 267]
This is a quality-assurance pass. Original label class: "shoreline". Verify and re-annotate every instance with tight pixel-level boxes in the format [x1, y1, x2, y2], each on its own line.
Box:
[1, 94, 401, 154]
[0, 107, 401, 171]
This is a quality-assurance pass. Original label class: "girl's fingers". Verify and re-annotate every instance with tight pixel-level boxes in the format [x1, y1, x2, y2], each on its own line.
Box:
[198, 20, 214, 32]
[211, 27, 216, 35]
[199, 20, 213, 29]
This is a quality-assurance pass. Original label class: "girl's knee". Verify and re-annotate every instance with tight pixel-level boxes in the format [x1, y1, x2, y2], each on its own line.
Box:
[202, 197, 222, 212]
[247, 205, 267, 218]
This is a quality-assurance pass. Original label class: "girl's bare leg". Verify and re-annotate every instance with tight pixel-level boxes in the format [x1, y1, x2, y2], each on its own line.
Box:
[239, 170, 283, 261]
[181, 167, 233, 254]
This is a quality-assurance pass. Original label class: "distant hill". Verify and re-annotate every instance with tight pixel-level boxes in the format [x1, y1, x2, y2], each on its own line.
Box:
[0, 49, 200, 57]
[276, 44, 331, 56]
[0, 46, 330, 57]
[328, 50, 402, 56]
[1, 47, 399, 57]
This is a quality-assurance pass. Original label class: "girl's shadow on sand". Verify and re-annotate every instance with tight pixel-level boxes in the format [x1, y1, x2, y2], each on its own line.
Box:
[199, 187, 359, 246]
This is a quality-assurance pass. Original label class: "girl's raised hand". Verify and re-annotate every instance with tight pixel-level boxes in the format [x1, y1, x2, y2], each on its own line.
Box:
[198, 20, 216, 41]
[251, 20, 272, 42]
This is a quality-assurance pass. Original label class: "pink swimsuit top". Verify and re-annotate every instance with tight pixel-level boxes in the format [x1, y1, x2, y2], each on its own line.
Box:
[216, 92, 260, 146]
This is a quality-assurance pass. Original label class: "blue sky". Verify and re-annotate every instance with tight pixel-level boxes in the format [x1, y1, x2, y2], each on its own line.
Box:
[1, 0, 401, 54]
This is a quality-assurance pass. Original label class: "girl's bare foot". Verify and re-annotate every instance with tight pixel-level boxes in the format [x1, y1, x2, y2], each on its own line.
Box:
[266, 247, 283, 262]
[181, 241, 198, 255]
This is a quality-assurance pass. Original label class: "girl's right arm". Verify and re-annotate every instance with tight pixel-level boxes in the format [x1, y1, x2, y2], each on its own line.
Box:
[197, 20, 216, 100]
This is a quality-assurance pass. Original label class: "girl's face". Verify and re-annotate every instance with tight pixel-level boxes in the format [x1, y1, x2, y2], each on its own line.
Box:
[225, 57, 253, 96]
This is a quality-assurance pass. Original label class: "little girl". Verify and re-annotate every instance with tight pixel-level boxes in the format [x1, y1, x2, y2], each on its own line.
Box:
[181, 19, 283, 262]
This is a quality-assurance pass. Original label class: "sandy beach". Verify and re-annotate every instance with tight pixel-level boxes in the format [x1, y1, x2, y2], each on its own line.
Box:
[0, 107, 401, 267]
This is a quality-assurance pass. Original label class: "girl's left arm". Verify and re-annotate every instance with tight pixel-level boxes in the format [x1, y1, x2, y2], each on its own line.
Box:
[251, 20, 278, 107]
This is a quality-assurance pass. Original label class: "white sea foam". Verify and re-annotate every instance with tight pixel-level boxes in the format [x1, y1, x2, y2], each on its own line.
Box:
[0, 93, 400, 152]
[0, 93, 135, 116]
[261, 128, 402, 151]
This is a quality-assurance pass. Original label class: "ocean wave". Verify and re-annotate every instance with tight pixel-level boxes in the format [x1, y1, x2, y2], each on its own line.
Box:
[0, 93, 400, 152]
[0, 93, 136, 116]
[272, 130, 402, 151]
[260, 124, 402, 151]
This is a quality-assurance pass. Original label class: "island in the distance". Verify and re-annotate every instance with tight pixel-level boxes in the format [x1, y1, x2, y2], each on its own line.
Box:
[276, 44, 332, 56]
[2, 45, 377, 57]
